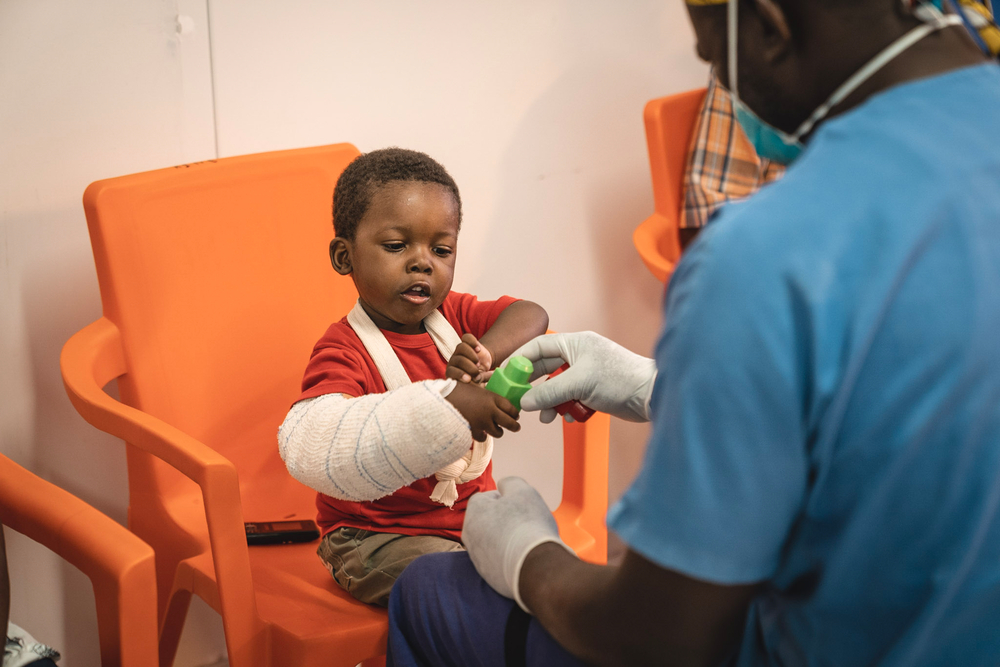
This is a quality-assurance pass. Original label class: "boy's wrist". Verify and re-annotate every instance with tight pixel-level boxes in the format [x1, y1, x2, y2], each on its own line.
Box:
[481, 342, 496, 371]
[477, 334, 506, 370]
[437, 378, 459, 397]
[479, 301, 549, 369]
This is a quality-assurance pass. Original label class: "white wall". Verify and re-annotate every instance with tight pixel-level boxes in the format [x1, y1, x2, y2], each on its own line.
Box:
[0, 1, 704, 664]
[0, 1, 225, 663]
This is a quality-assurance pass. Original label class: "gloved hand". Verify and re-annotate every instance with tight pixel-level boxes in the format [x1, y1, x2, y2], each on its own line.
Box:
[462, 476, 573, 613]
[511, 331, 657, 423]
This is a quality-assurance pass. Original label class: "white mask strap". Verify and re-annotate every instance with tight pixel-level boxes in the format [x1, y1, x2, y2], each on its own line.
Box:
[728, 0, 739, 100]
[728, 0, 963, 141]
[791, 11, 962, 141]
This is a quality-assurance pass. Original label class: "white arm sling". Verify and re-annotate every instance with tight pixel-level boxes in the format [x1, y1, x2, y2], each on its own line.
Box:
[345, 301, 493, 507]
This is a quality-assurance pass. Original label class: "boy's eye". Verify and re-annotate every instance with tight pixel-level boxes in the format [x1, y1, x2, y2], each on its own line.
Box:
[434, 247, 453, 257]
[382, 243, 405, 252]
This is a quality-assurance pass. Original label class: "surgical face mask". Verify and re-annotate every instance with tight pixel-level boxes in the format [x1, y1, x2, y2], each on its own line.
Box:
[727, 0, 963, 165]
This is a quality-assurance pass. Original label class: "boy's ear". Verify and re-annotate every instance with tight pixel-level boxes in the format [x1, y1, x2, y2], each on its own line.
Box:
[329, 238, 353, 275]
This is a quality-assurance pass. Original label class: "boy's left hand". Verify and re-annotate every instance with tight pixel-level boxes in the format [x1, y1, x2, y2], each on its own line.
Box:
[447, 333, 493, 384]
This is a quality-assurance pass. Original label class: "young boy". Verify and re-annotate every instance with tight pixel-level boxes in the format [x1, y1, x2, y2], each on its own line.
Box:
[278, 147, 549, 607]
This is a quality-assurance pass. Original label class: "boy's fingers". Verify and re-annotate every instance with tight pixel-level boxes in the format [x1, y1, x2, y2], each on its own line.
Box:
[453, 356, 481, 374]
[454, 342, 478, 361]
[447, 357, 482, 382]
[446, 366, 473, 383]
[461, 332, 482, 350]
[494, 410, 520, 433]
[483, 420, 504, 439]
[493, 395, 519, 419]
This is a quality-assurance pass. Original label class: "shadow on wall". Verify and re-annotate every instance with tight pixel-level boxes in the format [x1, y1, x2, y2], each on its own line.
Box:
[20, 210, 129, 521]
[479, 56, 671, 522]
[16, 206, 129, 664]
[16, 202, 230, 666]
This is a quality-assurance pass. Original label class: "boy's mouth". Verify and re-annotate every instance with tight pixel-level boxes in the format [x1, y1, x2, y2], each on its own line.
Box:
[401, 283, 431, 304]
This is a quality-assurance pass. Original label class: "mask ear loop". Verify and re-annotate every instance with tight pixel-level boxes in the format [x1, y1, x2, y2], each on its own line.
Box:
[788, 9, 963, 142]
[728, 0, 739, 101]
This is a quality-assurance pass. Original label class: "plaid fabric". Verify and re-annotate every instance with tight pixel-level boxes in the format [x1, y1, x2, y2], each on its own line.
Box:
[680, 71, 785, 229]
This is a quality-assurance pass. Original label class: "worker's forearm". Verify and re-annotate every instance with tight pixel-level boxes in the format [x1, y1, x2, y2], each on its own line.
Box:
[479, 300, 549, 368]
[520, 543, 755, 667]
[520, 543, 635, 666]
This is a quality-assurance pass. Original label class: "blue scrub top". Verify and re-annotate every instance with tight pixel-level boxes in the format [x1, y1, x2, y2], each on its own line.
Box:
[608, 63, 1000, 666]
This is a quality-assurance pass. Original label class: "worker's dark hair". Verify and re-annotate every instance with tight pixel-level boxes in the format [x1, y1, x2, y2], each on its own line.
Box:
[333, 147, 462, 240]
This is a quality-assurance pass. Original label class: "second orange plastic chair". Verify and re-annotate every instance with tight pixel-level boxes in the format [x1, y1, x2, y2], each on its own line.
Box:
[0, 454, 158, 667]
[61, 144, 610, 667]
[633, 88, 707, 283]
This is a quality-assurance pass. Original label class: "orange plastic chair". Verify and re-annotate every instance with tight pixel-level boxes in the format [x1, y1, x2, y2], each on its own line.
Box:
[633, 88, 707, 283]
[60, 143, 610, 667]
[0, 454, 158, 667]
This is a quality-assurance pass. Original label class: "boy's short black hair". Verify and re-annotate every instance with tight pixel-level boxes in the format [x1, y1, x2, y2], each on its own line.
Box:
[333, 147, 462, 240]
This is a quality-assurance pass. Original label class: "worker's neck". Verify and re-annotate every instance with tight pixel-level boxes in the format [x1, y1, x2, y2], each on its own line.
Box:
[807, 21, 988, 134]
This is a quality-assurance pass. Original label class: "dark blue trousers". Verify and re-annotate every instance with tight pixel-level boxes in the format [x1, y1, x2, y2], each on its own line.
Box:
[387, 551, 586, 667]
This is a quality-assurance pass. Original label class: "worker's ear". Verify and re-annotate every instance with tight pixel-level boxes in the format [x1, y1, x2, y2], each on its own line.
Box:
[752, 0, 793, 63]
[329, 238, 353, 275]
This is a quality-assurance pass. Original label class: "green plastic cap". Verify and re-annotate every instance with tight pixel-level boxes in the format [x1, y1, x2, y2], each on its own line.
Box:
[504, 356, 533, 385]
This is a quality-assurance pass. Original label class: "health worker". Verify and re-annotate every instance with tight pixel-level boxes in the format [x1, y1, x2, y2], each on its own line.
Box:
[387, 0, 1000, 664]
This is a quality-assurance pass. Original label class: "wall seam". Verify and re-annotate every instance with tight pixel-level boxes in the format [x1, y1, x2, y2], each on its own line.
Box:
[205, 0, 220, 159]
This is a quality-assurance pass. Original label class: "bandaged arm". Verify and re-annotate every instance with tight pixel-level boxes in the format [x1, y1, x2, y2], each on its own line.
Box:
[278, 379, 473, 502]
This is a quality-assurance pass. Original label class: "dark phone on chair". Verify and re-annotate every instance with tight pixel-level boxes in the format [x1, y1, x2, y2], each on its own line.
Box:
[244, 519, 320, 545]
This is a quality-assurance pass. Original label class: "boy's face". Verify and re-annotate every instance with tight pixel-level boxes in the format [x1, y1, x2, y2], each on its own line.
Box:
[331, 181, 459, 335]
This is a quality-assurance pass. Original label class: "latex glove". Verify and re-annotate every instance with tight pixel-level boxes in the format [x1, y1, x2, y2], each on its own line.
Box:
[512, 331, 657, 423]
[463, 476, 573, 613]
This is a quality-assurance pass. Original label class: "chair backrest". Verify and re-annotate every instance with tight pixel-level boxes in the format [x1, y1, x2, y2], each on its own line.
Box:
[0, 454, 158, 667]
[633, 88, 706, 283]
[82, 145, 360, 514]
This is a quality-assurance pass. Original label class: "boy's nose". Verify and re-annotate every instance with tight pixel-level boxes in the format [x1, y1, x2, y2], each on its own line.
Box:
[408, 252, 432, 273]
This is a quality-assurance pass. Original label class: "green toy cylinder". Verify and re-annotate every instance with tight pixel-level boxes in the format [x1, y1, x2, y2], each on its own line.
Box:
[484, 355, 534, 411]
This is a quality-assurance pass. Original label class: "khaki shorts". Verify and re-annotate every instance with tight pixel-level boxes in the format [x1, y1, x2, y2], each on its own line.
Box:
[317, 526, 465, 607]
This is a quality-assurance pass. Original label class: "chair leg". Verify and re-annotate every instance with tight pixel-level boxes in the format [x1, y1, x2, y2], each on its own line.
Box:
[360, 657, 386, 667]
[158, 587, 192, 667]
[93, 559, 159, 667]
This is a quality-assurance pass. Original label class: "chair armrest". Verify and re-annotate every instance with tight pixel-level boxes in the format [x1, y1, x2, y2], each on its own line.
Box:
[60, 317, 262, 644]
[633, 214, 677, 284]
[61, 318, 236, 485]
[535, 329, 610, 563]
[553, 412, 610, 565]
[0, 454, 158, 667]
